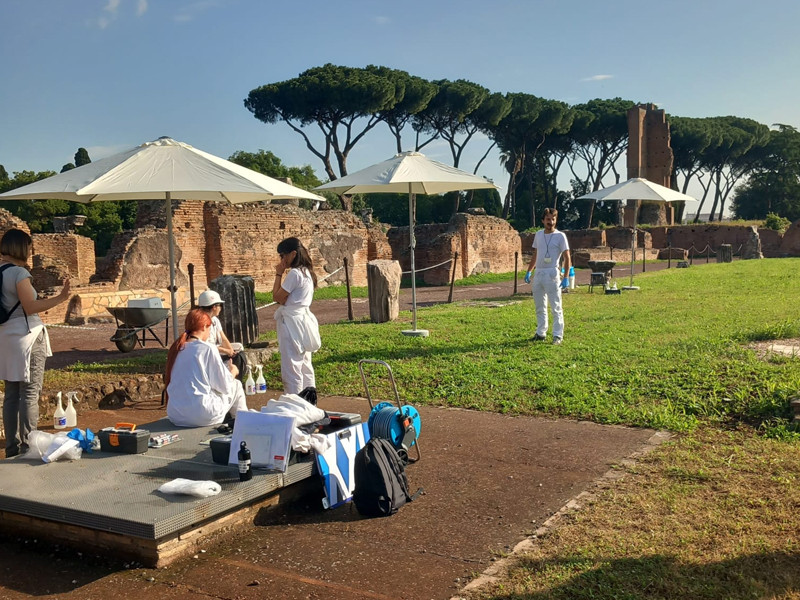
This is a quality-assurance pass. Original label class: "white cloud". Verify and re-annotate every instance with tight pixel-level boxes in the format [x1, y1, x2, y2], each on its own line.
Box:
[173, 0, 223, 23]
[373, 16, 390, 25]
[89, 0, 146, 29]
[104, 0, 122, 14]
[581, 74, 614, 82]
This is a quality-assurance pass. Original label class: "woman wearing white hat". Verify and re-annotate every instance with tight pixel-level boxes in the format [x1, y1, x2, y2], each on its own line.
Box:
[197, 289, 247, 381]
[197, 290, 234, 357]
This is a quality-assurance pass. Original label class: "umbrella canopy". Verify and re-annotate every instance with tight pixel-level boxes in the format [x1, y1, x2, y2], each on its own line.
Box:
[576, 177, 695, 203]
[315, 151, 497, 336]
[577, 178, 696, 290]
[315, 151, 497, 196]
[0, 137, 324, 337]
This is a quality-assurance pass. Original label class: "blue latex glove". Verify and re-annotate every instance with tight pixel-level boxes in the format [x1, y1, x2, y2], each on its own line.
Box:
[524, 270, 531, 284]
[561, 277, 569, 289]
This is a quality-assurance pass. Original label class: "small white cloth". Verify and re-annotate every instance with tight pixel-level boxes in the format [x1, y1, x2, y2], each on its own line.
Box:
[158, 478, 221, 498]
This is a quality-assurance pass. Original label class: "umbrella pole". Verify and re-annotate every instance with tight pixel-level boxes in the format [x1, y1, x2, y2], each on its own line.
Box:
[623, 205, 640, 291]
[166, 192, 180, 340]
[402, 185, 428, 337]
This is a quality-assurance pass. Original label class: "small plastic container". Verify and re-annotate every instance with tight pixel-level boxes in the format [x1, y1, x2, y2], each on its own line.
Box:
[209, 436, 232, 465]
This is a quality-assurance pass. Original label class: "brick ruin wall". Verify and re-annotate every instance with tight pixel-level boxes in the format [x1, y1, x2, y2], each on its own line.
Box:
[387, 214, 521, 284]
[203, 202, 372, 289]
[31, 233, 95, 284]
[521, 222, 800, 267]
[7, 197, 800, 325]
[647, 224, 789, 257]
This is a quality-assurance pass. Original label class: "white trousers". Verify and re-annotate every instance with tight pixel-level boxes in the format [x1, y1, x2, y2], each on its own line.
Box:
[277, 323, 316, 394]
[532, 268, 564, 339]
[227, 379, 250, 418]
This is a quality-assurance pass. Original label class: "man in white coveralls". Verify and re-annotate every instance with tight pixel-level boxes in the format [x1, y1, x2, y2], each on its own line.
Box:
[524, 207, 571, 345]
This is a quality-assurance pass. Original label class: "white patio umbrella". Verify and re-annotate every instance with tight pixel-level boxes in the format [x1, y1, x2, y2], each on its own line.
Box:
[315, 151, 497, 336]
[0, 136, 324, 338]
[577, 177, 695, 289]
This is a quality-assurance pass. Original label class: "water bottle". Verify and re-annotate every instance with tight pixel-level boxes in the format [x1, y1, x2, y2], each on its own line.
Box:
[65, 391, 78, 428]
[238, 441, 252, 481]
[255, 365, 266, 394]
[245, 366, 256, 396]
[569, 266, 575, 289]
[53, 392, 67, 429]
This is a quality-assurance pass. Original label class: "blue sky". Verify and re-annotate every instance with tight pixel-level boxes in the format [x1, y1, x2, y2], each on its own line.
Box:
[2, 0, 799, 215]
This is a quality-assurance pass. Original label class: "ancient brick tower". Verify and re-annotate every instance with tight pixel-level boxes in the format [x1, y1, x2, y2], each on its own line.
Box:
[625, 104, 675, 226]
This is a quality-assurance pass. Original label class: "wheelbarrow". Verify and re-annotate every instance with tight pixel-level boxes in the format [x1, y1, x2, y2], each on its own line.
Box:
[107, 306, 171, 352]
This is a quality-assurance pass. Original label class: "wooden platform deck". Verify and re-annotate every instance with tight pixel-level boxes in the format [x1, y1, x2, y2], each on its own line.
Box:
[0, 418, 318, 566]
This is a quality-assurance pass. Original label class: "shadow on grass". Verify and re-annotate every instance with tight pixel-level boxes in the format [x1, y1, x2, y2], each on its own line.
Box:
[490, 551, 800, 600]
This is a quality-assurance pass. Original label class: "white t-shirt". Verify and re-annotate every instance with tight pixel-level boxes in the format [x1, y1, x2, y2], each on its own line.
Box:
[281, 268, 314, 307]
[166, 339, 236, 427]
[0, 263, 35, 320]
[532, 230, 569, 270]
[208, 315, 224, 347]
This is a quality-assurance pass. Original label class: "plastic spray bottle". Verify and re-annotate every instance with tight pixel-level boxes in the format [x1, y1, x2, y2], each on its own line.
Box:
[65, 391, 78, 428]
[255, 365, 267, 394]
[53, 392, 67, 429]
[245, 365, 256, 396]
[569, 266, 576, 289]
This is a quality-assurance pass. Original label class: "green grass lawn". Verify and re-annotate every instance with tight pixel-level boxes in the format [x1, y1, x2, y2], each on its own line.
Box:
[273, 258, 799, 439]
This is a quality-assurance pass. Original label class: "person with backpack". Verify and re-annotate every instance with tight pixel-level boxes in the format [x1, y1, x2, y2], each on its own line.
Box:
[1, 228, 71, 458]
[272, 237, 321, 396]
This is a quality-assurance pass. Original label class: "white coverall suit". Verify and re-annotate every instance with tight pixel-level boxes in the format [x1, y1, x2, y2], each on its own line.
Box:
[531, 229, 570, 340]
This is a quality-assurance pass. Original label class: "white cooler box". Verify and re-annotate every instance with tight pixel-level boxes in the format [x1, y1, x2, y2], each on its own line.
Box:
[315, 423, 370, 509]
[127, 297, 163, 309]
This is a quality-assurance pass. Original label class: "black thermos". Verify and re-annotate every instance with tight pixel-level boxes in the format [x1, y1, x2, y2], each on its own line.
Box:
[238, 441, 252, 481]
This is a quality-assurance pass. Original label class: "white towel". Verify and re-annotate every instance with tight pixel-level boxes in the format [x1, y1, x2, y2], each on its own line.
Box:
[158, 478, 221, 498]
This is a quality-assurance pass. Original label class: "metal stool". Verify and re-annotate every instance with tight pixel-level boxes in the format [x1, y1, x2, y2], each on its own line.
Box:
[588, 272, 608, 293]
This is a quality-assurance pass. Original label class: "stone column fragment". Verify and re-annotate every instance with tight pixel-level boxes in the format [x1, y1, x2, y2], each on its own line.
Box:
[367, 260, 401, 323]
[211, 274, 258, 346]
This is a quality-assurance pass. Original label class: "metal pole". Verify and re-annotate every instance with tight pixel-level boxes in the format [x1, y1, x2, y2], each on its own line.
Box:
[165, 192, 179, 341]
[623, 208, 641, 291]
[448, 251, 459, 303]
[642, 245, 646, 272]
[513, 251, 518, 296]
[402, 185, 428, 336]
[188, 263, 195, 308]
[629, 227, 636, 287]
[344, 256, 354, 321]
[409, 187, 417, 329]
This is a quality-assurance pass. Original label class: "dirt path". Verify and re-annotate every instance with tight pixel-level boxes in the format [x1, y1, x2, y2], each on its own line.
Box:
[0, 395, 663, 600]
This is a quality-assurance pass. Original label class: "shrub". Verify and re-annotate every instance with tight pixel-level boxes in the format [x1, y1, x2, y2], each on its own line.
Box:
[764, 212, 791, 232]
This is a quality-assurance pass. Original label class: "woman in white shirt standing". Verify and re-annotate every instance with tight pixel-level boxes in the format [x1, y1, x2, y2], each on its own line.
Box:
[272, 237, 320, 395]
[1, 229, 71, 458]
[164, 308, 250, 427]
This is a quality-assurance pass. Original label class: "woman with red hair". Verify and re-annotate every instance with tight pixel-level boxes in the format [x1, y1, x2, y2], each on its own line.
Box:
[164, 308, 250, 427]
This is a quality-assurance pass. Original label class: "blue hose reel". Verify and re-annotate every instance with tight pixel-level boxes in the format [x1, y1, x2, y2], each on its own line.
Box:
[359, 359, 422, 464]
[368, 402, 421, 463]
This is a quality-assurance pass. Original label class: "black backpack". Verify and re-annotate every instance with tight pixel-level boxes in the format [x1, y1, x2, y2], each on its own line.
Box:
[352, 437, 421, 518]
[0, 264, 22, 325]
